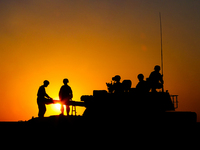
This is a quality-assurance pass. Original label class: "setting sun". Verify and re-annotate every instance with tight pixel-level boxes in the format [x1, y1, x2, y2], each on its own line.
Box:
[52, 98, 63, 112]
[54, 103, 61, 111]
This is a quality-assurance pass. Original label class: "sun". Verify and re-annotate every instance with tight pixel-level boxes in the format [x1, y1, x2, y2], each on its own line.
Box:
[54, 103, 61, 110]
[52, 97, 61, 111]
[52, 98, 66, 112]
[52, 103, 67, 115]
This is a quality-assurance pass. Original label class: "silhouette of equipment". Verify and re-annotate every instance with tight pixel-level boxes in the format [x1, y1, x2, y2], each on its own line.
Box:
[80, 91, 196, 123]
[53, 100, 85, 116]
[79, 77, 196, 123]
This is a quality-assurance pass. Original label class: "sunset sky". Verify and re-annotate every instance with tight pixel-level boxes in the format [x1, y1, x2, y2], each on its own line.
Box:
[0, 0, 200, 121]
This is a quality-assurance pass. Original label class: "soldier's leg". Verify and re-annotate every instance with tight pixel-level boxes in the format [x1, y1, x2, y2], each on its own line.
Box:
[38, 103, 46, 118]
[60, 104, 64, 115]
[66, 105, 70, 116]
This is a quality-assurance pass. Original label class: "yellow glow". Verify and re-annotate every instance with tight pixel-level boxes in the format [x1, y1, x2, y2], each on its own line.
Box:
[54, 103, 61, 111]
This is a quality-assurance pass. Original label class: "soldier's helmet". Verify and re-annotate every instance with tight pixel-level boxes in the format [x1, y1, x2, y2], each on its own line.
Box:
[43, 80, 49, 86]
[112, 75, 121, 82]
[63, 78, 69, 84]
[154, 65, 161, 71]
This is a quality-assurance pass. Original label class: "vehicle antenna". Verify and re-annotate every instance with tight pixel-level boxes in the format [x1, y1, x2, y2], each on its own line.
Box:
[159, 12, 164, 92]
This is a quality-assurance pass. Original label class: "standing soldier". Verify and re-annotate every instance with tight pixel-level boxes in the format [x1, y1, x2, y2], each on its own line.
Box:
[59, 78, 73, 116]
[37, 80, 53, 118]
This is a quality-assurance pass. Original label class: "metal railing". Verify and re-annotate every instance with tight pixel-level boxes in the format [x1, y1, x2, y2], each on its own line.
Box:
[170, 95, 178, 109]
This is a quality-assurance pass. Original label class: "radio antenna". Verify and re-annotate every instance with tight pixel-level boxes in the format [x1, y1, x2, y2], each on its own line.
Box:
[159, 12, 164, 92]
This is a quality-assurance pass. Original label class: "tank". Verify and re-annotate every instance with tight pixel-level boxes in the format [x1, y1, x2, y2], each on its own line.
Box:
[81, 81, 197, 124]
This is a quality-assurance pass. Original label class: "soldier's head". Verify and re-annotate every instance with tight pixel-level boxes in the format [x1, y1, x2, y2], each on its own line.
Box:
[112, 75, 121, 82]
[137, 74, 144, 81]
[154, 65, 161, 72]
[63, 78, 69, 85]
[43, 80, 49, 87]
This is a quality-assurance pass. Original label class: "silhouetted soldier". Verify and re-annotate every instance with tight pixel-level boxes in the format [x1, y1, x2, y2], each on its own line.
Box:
[106, 75, 123, 93]
[148, 65, 163, 92]
[37, 80, 53, 118]
[59, 78, 73, 116]
[136, 74, 149, 93]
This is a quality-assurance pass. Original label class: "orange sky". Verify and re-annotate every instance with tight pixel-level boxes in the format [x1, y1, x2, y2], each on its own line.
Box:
[0, 0, 200, 121]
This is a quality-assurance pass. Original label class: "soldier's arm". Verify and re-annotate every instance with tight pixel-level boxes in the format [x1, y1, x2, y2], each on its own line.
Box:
[70, 87, 73, 98]
[160, 74, 164, 84]
[44, 88, 51, 99]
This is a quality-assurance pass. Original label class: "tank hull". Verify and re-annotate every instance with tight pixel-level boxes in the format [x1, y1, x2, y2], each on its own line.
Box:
[82, 90, 197, 124]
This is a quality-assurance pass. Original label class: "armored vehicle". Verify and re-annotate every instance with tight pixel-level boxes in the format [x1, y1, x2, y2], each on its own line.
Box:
[81, 80, 196, 124]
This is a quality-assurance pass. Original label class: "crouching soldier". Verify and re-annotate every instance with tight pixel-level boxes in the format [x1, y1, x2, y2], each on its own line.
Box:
[148, 65, 164, 92]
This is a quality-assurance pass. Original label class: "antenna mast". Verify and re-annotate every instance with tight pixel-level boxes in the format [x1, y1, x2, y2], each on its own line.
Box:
[159, 12, 164, 92]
